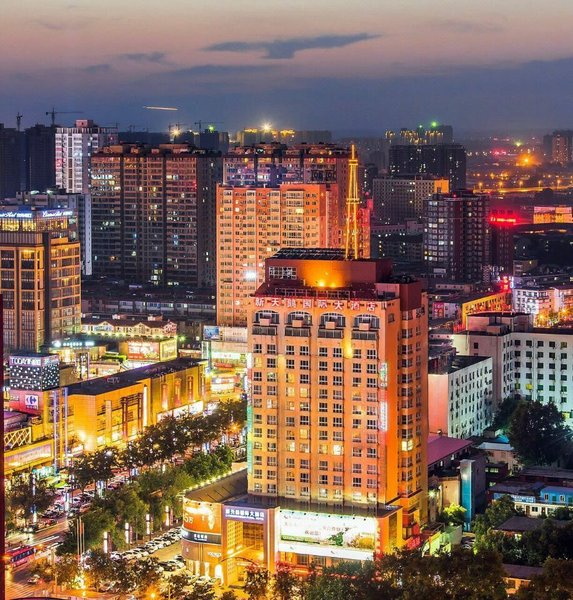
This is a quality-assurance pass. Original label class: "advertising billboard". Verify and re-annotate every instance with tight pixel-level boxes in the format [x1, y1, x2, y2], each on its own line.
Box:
[183, 500, 222, 545]
[278, 510, 376, 551]
[203, 326, 220, 341]
[125, 340, 160, 361]
[159, 338, 178, 361]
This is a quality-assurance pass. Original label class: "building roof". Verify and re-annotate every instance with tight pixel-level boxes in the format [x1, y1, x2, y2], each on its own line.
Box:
[429, 354, 491, 375]
[82, 317, 174, 329]
[497, 516, 570, 533]
[427, 434, 473, 466]
[519, 466, 573, 481]
[272, 248, 346, 260]
[67, 357, 203, 395]
[185, 468, 247, 503]
[541, 485, 573, 496]
[503, 564, 544, 580]
[489, 481, 544, 496]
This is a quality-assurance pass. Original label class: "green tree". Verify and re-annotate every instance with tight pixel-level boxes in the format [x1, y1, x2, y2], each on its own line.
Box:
[54, 554, 82, 588]
[84, 549, 115, 590]
[164, 572, 194, 599]
[245, 565, 270, 600]
[492, 395, 521, 431]
[439, 504, 467, 527]
[508, 400, 572, 466]
[473, 495, 520, 543]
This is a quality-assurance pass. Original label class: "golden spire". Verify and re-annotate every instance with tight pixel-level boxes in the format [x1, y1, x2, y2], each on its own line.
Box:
[344, 144, 360, 260]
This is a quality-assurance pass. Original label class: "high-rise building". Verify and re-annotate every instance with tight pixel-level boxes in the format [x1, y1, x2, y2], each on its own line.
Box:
[424, 190, 491, 283]
[90, 143, 222, 288]
[550, 130, 573, 165]
[389, 144, 466, 190]
[24, 124, 56, 192]
[235, 129, 332, 146]
[0, 124, 24, 200]
[5, 191, 92, 276]
[216, 184, 339, 326]
[372, 175, 449, 223]
[248, 250, 428, 544]
[55, 119, 118, 194]
[0, 208, 81, 352]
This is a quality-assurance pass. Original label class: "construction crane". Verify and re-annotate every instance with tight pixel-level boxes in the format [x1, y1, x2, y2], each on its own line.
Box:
[16, 113, 23, 131]
[45, 108, 84, 127]
[194, 120, 224, 132]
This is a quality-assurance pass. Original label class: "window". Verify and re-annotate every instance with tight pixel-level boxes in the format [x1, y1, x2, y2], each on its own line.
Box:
[352, 477, 362, 487]
[333, 417, 343, 428]
[353, 348, 362, 359]
[333, 348, 343, 358]
[319, 347, 328, 357]
[286, 345, 295, 355]
[367, 349, 377, 360]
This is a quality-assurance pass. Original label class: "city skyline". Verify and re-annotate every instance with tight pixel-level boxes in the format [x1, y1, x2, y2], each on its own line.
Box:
[3, 0, 573, 132]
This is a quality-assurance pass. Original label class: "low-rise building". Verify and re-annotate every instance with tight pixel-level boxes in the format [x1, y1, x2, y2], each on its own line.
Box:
[66, 357, 206, 451]
[512, 284, 573, 325]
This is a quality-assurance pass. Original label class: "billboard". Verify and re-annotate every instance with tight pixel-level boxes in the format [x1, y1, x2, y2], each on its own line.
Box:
[278, 510, 376, 551]
[159, 338, 178, 361]
[183, 500, 222, 545]
[203, 326, 220, 341]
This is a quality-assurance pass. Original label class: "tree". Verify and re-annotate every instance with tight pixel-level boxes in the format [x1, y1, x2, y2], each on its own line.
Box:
[473, 495, 520, 542]
[271, 562, 300, 600]
[492, 395, 521, 431]
[508, 400, 572, 466]
[439, 504, 467, 527]
[245, 565, 270, 600]
[84, 549, 115, 590]
[8, 476, 56, 522]
[54, 554, 82, 588]
[183, 580, 217, 600]
[164, 572, 194, 599]
[516, 559, 573, 600]
[220, 592, 239, 600]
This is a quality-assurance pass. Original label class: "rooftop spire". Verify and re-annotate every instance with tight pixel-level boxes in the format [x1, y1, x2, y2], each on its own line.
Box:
[344, 144, 360, 260]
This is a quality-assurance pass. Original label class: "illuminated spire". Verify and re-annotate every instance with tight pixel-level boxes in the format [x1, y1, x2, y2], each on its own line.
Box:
[344, 144, 360, 260]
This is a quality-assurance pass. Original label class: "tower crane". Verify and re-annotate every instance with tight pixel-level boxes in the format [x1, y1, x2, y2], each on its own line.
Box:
[45, 108, 84, 127]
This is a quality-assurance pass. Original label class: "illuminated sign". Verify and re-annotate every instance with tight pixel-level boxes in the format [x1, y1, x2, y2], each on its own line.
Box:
[41, 210, 73, 218]
[9, 355, 59, 367]
[160, 338, 178, 361]
[183, 500, 221, 544]
[489, 216, 517, 225]
[126, 341, 160, 361]
[278, 510, 376, 552]
[224, 506, 266, 522]
[24, 395, 39, 410]
[380, 401, 388, 432]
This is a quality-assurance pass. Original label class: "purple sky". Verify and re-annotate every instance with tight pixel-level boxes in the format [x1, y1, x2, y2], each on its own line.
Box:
[3, 0, 573, 133]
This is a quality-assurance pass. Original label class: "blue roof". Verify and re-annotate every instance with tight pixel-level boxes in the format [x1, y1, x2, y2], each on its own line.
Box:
[541, 485, 573, 496]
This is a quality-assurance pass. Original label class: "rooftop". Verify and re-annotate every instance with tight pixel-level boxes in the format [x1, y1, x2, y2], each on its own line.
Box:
[272, 248, 346, 261]
[427, 434, 473, 466]
[185, 468, 247, 504]
[67, 357, 203, 395]
[429, 354, 491, 375]
[503, 564, 544, 580]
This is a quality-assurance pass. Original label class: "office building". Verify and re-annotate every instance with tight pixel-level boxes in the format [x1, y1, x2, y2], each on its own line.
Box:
[372, 175, 449, 223]
[424, 191, 491, 283]
[216, 184, 339, 327]
[389, 144, 466, 190]
[24, 124, 56, 192]
[0, 208, 81, 352]
[90, 143, 222, 288]
[429, 354, 493, 438]
[55, 119, 118, 194]
[0, 124, 23, 200]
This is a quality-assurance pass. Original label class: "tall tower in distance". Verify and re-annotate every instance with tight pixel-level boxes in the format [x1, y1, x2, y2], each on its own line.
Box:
[345, 145, 360, 260]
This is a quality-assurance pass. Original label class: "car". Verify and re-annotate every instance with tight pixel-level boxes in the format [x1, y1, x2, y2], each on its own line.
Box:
[27, 574, 41, 584]
[160, 562, 177, 572]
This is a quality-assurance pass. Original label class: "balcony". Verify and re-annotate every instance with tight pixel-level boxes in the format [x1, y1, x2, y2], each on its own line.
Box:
[285, 326, 310, 337]
[352, 330, 377, 341]
[318, 328, 343, 339]
[252, 325, 277, 336]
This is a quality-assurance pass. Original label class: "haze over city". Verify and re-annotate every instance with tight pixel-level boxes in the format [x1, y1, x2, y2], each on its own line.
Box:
[3, 0, 573, 132]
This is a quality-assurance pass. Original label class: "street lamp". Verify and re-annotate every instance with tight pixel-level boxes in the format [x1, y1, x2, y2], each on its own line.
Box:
[103, 531, 109, 554]
[124, 522, 130, 546]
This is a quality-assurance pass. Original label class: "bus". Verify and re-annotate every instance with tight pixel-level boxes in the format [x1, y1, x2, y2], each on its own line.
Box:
[5, 545, 36, 569]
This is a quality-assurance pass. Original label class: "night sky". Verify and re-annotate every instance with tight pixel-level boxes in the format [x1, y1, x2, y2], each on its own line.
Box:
[3, 0, 573, 134]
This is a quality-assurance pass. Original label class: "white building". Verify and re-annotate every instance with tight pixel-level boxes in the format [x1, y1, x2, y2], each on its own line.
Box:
[55, 120, 117, 194]
[512, 285, 573, 323]
[453, 312, 573, 426]
[429, 355, 493, 438]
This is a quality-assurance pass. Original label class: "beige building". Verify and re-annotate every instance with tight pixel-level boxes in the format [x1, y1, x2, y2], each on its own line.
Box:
[0, 208, 81, 352]
[216, 184, 339, 327]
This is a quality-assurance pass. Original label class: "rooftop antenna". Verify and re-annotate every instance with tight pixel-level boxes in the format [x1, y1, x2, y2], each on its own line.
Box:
[344, 144, 360, 260]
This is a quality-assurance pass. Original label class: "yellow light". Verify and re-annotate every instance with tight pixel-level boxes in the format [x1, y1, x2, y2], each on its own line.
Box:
[262, 122, 272, 132]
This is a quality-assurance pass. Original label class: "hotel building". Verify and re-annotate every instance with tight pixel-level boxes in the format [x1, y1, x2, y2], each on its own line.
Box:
[183, 249, 429, 583]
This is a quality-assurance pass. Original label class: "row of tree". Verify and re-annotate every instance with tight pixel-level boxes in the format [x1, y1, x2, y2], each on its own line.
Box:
[59, 445, 234, 554]
[71, 398, 246, 489]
